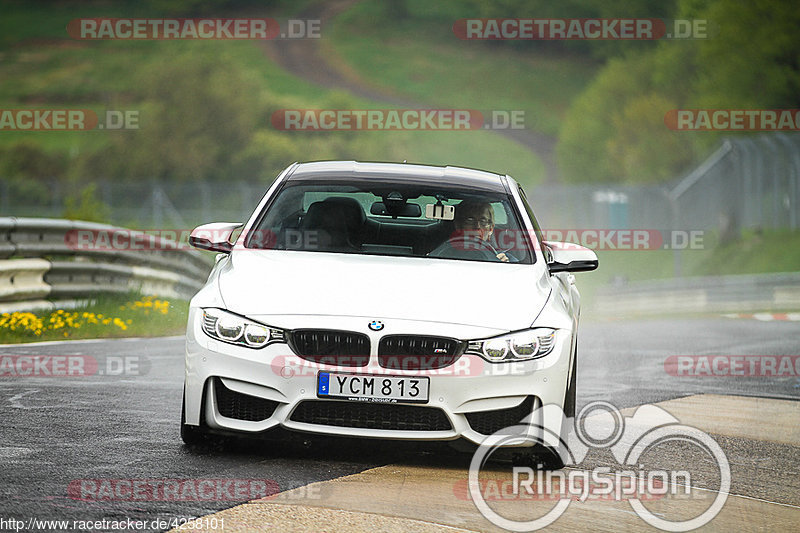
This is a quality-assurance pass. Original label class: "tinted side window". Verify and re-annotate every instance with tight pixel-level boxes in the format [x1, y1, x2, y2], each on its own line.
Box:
[517, 186, 545, 251]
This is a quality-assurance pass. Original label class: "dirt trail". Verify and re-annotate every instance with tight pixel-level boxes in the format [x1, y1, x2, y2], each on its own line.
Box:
[263, 0, 560, 182]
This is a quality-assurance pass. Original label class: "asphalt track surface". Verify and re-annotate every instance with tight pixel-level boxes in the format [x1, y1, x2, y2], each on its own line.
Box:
[1, 316, 798, 531]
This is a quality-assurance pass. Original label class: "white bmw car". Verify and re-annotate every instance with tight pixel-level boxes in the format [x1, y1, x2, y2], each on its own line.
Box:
[182, 161, 597, 462]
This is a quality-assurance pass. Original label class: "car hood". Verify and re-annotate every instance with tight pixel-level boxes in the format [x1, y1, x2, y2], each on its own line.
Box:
[218, 250, 550, 331]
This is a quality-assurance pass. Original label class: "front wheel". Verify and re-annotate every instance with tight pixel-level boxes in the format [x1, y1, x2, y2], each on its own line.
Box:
[511, 445, 565, 470]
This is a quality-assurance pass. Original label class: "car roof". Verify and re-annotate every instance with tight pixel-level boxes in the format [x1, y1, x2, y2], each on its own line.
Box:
[285, 161, 509, 193]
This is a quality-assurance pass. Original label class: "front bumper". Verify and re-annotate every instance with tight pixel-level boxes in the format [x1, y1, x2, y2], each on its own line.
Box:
[184, 309, 574, 446]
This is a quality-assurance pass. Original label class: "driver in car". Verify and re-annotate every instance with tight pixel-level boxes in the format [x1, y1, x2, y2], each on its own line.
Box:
[429, 200, 510, 262]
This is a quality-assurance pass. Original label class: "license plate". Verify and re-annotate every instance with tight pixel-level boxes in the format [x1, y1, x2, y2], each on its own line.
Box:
[317, 372, 429, 403]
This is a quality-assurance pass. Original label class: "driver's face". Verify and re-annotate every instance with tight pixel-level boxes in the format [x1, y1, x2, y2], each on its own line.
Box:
[460, 207, 494, 240]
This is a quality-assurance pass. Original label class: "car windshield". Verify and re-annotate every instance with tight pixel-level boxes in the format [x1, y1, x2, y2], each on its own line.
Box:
[246, 179, 535, 264]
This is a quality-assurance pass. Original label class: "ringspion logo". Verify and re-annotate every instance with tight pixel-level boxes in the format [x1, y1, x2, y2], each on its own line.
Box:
[469, 401, 730, 531]
[454, 475, 670, 502]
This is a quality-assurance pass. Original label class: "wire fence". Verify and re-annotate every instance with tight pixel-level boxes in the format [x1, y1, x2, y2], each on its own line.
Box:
[668, 133, 800, 233]
[530, 132, 800, 236]
[1, 133, 798, 234]
[0, 179, 268, 229]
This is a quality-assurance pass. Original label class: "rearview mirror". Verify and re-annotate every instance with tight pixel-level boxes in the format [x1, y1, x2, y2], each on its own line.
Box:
[188, 222, 243, 253]
[544, 241, 599, 273]
[370, 202, 422, 217]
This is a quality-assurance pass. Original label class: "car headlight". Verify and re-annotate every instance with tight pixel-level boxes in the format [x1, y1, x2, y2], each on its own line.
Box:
[201, 308, 285, 349]
[466, 328, 557, 362]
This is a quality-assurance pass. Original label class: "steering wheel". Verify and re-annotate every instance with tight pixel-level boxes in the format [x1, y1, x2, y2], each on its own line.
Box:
[446, 234, 501, 261]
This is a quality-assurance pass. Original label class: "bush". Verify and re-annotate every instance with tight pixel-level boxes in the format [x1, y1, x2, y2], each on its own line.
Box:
[62, 183, 110, 223]
[0, 141, 66, 181]
[557, 0, 800, 184]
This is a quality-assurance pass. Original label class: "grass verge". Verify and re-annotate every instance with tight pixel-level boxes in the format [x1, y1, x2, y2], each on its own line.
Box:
[1, 1, 545, 188]
[577, 230, 800, 307]
[0, 294, 188, 344]
[327, 0, 600, 138]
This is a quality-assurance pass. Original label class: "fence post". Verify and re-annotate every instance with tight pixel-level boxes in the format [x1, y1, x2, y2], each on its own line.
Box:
[152, 185, 162, 228]
[759, 135, 782, 229]
[775, 133, 799, 230]
[664, 188, 682, 277]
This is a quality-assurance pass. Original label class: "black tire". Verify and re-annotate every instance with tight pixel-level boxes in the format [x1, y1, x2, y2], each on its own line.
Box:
[511, 343, 577, 470]
[511, 446, 565, 470]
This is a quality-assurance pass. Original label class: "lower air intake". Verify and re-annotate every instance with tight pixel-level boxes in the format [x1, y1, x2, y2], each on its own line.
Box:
[214, 378, 279, 422]
[465, 397, 535, 435]
[290, 400, 452, 431]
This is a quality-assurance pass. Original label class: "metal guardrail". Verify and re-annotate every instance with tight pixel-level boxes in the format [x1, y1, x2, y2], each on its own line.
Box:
[594, 272, 800, 316]
[0, 217, 213, 312]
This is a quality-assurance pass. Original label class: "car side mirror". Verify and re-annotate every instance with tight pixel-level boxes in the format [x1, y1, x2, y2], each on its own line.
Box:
[189, 222, 243, 253]
[544, 241, 598, 273]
